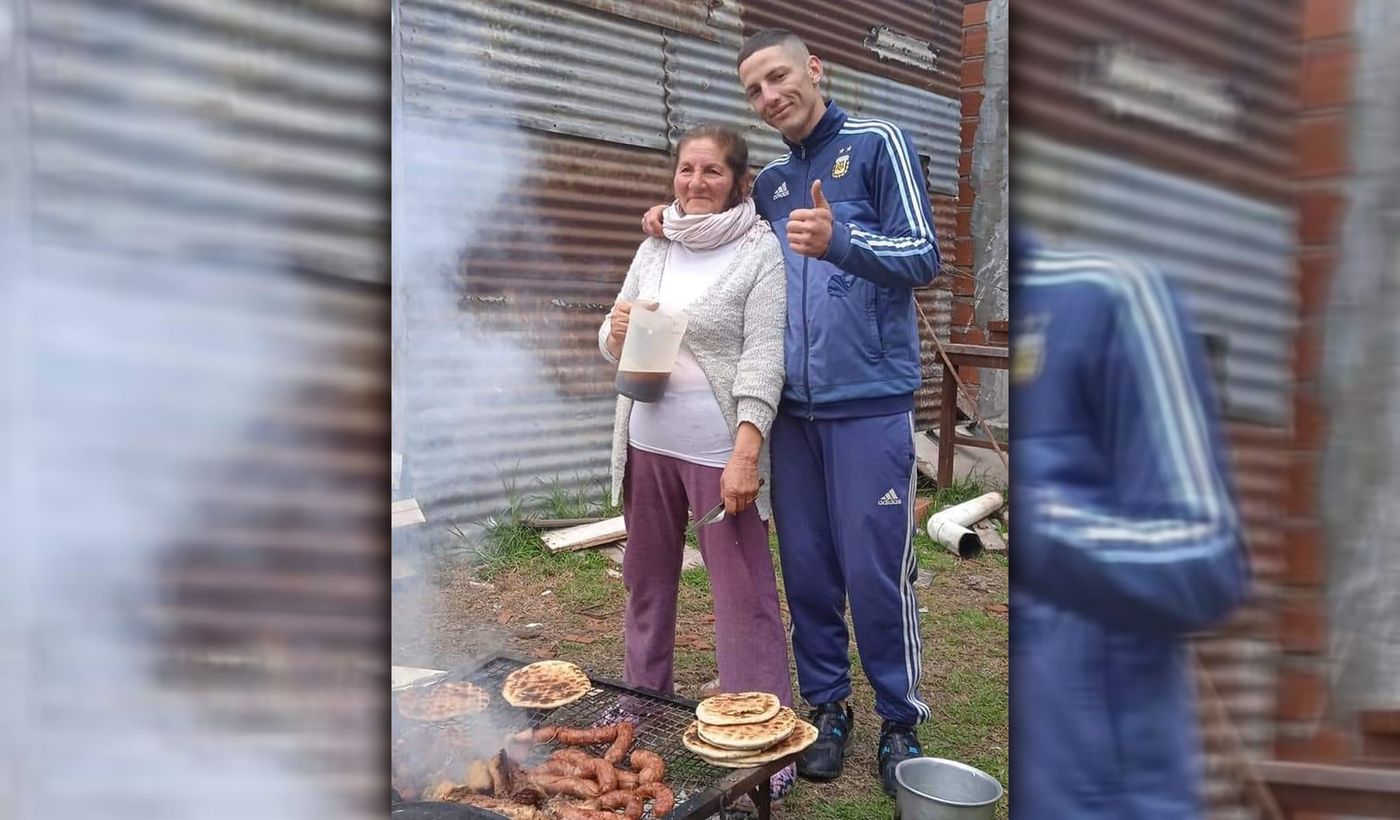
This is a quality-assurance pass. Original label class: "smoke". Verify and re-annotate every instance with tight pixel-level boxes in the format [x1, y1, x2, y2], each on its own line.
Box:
[392, 46, 582, 555]
[2, 2, 386, 815]
[1, 251, 374, 820]
[389, 39, 579, 798]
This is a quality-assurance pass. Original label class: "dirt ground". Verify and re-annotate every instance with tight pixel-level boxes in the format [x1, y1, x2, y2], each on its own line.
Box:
[392, 521, 1009, 819]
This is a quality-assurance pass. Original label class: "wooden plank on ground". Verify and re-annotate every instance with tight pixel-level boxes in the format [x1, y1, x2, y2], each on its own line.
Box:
[540, 516, 628, 553]
[391, 665, 445, 690]
[392, 498, 425, 529]
[522, 516, 607, 529]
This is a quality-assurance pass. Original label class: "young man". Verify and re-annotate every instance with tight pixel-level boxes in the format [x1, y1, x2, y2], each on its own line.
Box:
[645, 29, 940, 794]
[1009, 228, 1249, 817]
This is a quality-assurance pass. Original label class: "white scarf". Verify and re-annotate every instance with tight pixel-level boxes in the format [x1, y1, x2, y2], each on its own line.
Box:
[662, 198, 760, 250]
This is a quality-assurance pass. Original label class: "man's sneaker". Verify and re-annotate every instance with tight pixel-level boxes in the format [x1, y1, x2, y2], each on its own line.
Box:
[796, 701, 854, 781]
[877, 720, 924, 797]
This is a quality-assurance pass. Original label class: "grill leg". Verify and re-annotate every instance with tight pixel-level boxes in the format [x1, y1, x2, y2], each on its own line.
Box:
[752, 779, 772, 820]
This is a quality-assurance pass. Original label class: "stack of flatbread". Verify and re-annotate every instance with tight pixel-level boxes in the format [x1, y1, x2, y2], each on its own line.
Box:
[681, 692, 818, 768]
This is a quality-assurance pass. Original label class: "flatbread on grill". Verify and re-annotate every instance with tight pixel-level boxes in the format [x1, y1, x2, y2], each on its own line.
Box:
[702, 720, 819, 768]
[696, 706, 797, 750]
[694, 691, 781, 726]
[500, 660, 591, 709]
[681, 721, 759, 761]
[395, 681, 491, 721]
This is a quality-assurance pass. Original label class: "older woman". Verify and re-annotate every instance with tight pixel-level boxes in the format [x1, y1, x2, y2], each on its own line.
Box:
[599, 126, 793, 777]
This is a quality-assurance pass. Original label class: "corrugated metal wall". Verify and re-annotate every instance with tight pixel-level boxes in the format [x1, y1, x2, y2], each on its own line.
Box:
[396, 122, 674, 525]
[1012, 3, 1301, 817]
[664, 32, 961, 194]
[742, 0, 962, 97]
[396, 0, 961, 535]
[1015, 133, 1295, 424]
[13, 0, 387, 814]
[400, 0, 668, 150]
[1012, 0, 1296, 204]
[29, 0, 387, 282]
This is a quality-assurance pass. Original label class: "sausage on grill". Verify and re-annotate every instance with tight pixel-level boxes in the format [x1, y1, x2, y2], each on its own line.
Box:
[536, 757, 619, 794]
[553, 808, 621, 820]
[629, 750, 666, 785]
[531, 774, 601, 800]
[635, 782, 676, 816]
[547, 748, 593, 767]
[603, 721, 635, 764]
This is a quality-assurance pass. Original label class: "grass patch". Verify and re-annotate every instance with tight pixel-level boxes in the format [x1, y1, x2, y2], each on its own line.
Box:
[795, 794, 893, 819]
[914, 531, 960, 572]
[555, 551, 616, 608]
[920, 667, 1009, 793]
[922, 471, 1007, 513]
[534, 474, 621, 520]
[679, 566, 710, 594]
[468, 477, 623, 582]
[951, 608, 1002, 633]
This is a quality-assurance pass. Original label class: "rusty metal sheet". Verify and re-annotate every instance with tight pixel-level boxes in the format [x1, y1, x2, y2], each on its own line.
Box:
[556, 0, 742, 44]
[1012, 0, 1299, 203]
[1194, 422, 1290, 817]
[399, 0, 668, 149]
[396, 123, 674, 531]
[912, 192, 956, 429]
[826, 62, 960, 194]
[742, 0, 962, 97]
[10, 1, 389, 815]
[663, 30, 787, 164]
[27, 0, 388, 283]
[1015, 131, 1296, 424]
[664, 32, 960, 193]
[397, 121, 956, 527]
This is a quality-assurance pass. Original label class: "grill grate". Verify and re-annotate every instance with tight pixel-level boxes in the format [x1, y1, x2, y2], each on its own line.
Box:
[392, 656, 783, 820]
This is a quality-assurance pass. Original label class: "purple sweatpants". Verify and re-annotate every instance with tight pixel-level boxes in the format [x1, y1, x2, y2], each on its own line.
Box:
[621, 447, 793, 706]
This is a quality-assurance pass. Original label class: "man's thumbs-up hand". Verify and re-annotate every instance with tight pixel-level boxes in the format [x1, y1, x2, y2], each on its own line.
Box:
[787, 179, 834, 259]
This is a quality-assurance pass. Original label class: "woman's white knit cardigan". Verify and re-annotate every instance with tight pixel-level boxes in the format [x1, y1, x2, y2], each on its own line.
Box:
[598, 222, 787, 520]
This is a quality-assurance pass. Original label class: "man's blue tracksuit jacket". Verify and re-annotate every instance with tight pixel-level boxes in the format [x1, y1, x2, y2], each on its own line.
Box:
[752, 101, 940, 725]
[1010, 230, 1249, 817]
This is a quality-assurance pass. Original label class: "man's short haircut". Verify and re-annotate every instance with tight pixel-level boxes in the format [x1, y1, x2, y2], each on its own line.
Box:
[736, 29, 810, 69]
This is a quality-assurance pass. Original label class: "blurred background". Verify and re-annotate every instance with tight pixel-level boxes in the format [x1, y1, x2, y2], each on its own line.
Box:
[5, 0, 1400, 817]
[1013, 0, 1400, 816]
[1, 1, 387, 817]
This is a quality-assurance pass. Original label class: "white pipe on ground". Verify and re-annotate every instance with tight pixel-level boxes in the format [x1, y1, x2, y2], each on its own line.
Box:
[926, 492, 1004, 559]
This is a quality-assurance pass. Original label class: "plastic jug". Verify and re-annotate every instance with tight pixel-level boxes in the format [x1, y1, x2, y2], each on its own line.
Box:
[615, 300, 688, 402]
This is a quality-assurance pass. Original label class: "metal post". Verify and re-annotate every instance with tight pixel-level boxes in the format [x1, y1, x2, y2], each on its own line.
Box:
[938, 362, 958, 487]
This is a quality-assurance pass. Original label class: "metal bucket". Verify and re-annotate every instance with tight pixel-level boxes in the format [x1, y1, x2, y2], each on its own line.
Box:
[894, 758, 1004, 820]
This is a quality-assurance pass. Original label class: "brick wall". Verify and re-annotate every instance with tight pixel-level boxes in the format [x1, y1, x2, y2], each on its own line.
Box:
[1275, 0, 1355, 765]
[953, 0, 989, 403]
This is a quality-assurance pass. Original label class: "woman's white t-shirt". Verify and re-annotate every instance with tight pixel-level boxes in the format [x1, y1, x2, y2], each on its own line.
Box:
[627, 239, 742, 468]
